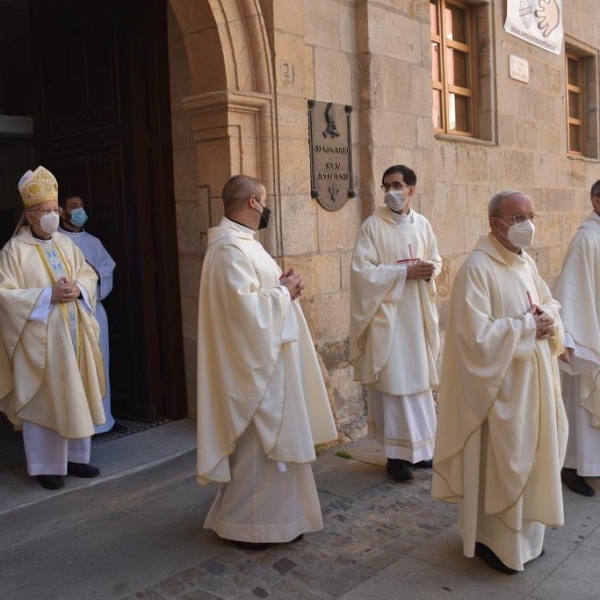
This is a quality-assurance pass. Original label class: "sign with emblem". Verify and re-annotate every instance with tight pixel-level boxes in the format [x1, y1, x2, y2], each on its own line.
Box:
[308, 100, 355, 211]
[504, 0, 563, 56]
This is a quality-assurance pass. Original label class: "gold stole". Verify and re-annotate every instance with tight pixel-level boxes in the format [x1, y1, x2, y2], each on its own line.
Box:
[36, 242, 81, 363]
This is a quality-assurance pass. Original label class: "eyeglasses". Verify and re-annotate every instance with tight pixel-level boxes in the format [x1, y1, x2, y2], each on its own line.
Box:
[30, 208, 62, 216]
[381, 182, 410, 192]
[498, 213, 536, 224]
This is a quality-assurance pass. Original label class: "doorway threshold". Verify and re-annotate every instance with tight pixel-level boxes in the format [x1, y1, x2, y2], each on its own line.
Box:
[0, 418, 196, 517]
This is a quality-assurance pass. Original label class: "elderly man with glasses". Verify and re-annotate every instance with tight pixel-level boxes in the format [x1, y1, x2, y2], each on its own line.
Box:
[432, 189, 567, 573]
[0, 166, 105, 490]
[350, 164, 442, 483]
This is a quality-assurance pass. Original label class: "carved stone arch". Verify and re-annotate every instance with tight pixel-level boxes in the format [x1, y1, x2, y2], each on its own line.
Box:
[168, 0, 279, 252]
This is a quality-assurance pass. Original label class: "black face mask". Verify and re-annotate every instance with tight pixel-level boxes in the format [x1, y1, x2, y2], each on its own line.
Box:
[253, 200, 271, 230]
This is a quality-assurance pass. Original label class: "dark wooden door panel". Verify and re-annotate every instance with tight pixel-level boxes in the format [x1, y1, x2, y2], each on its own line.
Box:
[31, 0, 186, 421]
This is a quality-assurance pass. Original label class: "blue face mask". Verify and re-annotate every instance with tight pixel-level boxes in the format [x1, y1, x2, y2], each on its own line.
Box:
[69, 207, 88, 228]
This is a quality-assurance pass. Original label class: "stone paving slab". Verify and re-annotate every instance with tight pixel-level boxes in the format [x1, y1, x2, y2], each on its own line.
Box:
[124, 446, 600, 600]
[2, 432, 599, 600]
[125, 457, 457, 600]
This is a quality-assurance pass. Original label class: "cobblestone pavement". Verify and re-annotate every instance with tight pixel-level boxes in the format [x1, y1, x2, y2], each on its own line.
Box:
[125, 441, 457, 600]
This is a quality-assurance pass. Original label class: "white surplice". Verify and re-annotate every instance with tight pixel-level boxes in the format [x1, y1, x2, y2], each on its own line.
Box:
[59, 227, 116, 433]
[432, 234, 567, 571]
[554, 212, 600, 476]
[197, 218, 337, 543]
[350, 206, 441, 461]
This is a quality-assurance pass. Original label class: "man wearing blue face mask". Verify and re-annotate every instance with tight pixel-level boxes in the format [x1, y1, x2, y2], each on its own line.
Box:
[433, 190, 567, 573]
[350, 164, 442, 483]
[59, 195, 118, 434]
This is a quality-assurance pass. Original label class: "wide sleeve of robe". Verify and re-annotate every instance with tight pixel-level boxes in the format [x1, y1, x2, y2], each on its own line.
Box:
[197, 222, 336, 484]
[432, 234, 565, 513]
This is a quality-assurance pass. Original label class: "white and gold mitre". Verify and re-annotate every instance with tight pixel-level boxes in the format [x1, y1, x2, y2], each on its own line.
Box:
[18, 166, 58, 208]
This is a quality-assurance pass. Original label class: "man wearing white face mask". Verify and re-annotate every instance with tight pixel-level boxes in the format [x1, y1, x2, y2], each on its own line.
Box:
[433, 190, 567, 573]
[0, 166, 105, 490]
[59, 195, 118, 434]
[350, 165, 442, 483]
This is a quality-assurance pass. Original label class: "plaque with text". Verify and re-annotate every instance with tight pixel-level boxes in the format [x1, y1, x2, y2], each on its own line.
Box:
[308, 100, 355, 211]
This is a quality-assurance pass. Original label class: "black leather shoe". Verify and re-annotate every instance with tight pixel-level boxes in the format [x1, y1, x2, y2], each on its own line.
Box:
[67, 462, 100, 478]
[233, 540, 271, 551]
[412, 459, 433, 469]
[561, 468, 595, 497]
[475, 542, 518, 574]
[35, 475, 64, 490]
[386, 458, 414, 481]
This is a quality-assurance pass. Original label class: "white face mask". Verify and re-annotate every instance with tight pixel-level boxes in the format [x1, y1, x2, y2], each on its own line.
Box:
[384, 190, 407, 213]
[34, 211, 60, 234]
[504, 219, 535, 249]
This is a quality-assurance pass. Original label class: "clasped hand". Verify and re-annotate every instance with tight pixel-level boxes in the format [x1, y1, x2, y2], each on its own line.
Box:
[279, 268, 305, 300]
[51, 276, 80, 303]
[528, 305, 554, 340]
[406, 261, 435, 280]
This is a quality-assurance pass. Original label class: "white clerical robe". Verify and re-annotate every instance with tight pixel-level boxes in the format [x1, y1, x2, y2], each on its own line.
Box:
[350, 206, 441, 460]
[0, 227, 105, 439]
[432, 233, 568, 571]
[554, 212, 600, 476]
[59, 227, 116, 433]
[197, 218, 337, 543]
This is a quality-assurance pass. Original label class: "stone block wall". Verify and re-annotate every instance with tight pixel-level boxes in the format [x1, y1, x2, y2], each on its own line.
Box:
[167, 0, 600, 432]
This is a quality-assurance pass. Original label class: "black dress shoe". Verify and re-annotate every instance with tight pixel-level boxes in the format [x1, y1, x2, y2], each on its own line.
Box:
[233, 540, 271, 551]
[67, 462, 100, 478]
[386, 458, 414, 481]
[475, 542, 518, 574]
[35, 475, 64, 490]
[561, 468, 595, 497]
[412, 459, 433, 469]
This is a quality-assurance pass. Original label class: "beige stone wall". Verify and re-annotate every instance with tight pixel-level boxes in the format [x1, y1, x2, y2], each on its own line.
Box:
[433, 0, 600, 311]
[167, 0, 600, 432]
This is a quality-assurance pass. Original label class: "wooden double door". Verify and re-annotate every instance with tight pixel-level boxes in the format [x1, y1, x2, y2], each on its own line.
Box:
[32, 0, 186, 421]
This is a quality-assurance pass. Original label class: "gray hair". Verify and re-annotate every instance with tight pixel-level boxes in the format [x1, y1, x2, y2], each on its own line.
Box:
[488, 189, 527, 217]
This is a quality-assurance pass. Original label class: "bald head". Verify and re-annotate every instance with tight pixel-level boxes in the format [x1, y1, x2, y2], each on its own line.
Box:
[222, 175, 265, 214]
[488, 189, 527, 217]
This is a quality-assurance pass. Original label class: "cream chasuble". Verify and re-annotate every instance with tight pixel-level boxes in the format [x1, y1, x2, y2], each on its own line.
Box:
[350, 206, 441, 394]
[555, 212, 600, 429]
[432, 234, 567, 570]
[196, 218, 337, 486]
[0, 228, 105, 439]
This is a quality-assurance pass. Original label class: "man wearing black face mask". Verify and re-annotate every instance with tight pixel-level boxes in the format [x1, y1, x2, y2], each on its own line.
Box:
[196, 174, 337, 548]
[350, 164, 442, 484]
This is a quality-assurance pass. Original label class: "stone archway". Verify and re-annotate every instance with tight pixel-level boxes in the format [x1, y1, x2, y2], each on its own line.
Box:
[168, 0, 278, 240]
[167, 0, 278, 415]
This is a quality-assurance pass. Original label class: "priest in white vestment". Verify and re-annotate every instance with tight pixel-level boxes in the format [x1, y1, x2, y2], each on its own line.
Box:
[0, 166, 105, 490]
[432, 190, 567, 573]
[554, 179, 600, 497]
[196, 174, 337, 547]
[350, 165, 441, 483]
[59, 194, 117, 434]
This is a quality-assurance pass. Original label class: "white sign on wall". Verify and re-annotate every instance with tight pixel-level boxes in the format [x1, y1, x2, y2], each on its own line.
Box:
[504, 0, 563, 55]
